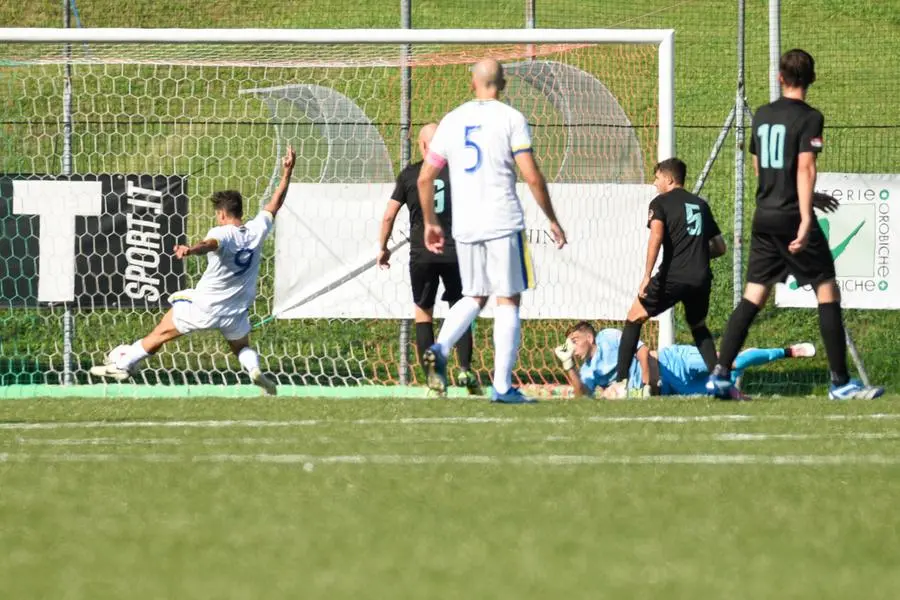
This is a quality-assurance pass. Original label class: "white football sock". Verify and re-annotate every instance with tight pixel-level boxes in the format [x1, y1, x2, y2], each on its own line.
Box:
[435, 296, 482, 359]
[492, 304, 521, 395]
[238, 347, 261, 373]
[116, 339, 149, 371]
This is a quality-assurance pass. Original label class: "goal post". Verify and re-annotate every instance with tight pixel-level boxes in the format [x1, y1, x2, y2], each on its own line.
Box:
[0, 27, 675, 397]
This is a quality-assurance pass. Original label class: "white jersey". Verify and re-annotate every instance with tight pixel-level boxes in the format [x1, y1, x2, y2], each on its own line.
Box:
[192, 211, 273, 317]
[427, 99, 531, 243]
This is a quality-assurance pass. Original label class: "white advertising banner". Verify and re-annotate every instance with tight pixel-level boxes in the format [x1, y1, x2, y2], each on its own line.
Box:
[274, 183, 654, 319]
[775, 172, 899, 309]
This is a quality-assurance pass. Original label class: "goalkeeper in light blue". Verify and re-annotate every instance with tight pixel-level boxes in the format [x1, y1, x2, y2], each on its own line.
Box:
[556, 321, 656, 397]
[555, 321, 816, 398]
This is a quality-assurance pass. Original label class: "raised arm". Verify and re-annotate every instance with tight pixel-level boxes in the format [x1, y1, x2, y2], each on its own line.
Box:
[515, 151, 566, 249]
[262, 145, 296, 218]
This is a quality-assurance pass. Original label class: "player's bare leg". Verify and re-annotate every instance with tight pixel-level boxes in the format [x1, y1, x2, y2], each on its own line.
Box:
[227, 336, 276, 396]
[90, 309, 182, 381]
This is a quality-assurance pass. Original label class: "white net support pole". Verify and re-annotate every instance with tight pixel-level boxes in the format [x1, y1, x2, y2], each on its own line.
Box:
[656, 31, 676, 349]
[768, 0, 781, 103]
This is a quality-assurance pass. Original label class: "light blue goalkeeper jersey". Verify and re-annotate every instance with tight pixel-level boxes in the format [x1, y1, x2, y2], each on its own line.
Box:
[578, 329, 644, 395]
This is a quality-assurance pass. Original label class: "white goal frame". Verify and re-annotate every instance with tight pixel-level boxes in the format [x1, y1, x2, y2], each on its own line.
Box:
[0, 27, 676, 352]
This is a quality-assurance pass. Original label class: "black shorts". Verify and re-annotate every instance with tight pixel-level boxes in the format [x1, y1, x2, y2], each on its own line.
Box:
[639, 275, 711, 325]
[746, 226, 835, 287]
[409, 260, 464, 310]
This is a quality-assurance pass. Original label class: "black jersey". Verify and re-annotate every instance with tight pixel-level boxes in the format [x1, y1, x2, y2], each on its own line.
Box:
[749, 97, 824, 233]
[391, 161, 455, 263]
[647, 187, 722, 286]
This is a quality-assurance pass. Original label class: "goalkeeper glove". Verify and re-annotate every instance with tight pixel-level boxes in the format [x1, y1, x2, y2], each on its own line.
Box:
[554, 338, 576, 371]
[627, 383, 653, 398]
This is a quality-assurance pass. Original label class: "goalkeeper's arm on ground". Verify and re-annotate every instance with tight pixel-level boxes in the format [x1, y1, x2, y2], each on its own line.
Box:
[554, 338, 591, 397]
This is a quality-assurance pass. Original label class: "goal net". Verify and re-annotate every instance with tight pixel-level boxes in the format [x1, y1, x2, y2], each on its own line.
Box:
[0, 28, 674, 396]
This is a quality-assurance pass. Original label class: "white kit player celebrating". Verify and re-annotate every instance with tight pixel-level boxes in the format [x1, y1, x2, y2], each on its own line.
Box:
[90, 146, 297, 395]
[418, 58, 567, 403]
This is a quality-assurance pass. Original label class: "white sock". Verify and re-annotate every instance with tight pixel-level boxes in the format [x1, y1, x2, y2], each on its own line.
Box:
[435, 297, 482, 359]
[117, 340, 149, 371]
[238, 347, 261, 373]
[492, 304, 521, 394]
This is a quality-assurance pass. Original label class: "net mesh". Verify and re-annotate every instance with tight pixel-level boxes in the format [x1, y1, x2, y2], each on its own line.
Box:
[0, 39, 661, 390]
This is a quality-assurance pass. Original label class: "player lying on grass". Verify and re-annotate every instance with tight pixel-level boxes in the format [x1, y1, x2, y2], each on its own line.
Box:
[555, 322, 657, 398]
[90, 146, 296, 395]
[555, 322, 816, 398]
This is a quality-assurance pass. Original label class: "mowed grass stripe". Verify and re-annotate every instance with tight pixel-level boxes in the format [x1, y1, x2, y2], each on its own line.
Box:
[8, 431, 900, 446]
[3, 451, 900, 466]
[4, 412, 900, 430]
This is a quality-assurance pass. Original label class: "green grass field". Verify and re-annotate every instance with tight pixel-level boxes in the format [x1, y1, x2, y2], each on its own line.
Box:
[2, 396, 900, 599]
[0, 5, 898, 598]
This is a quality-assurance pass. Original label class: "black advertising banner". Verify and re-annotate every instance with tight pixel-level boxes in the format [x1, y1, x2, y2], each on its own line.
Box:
[0, 174, 188, 308]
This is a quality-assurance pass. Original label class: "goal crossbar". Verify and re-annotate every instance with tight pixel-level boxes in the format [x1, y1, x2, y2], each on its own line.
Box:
[0, 27, 673, 45]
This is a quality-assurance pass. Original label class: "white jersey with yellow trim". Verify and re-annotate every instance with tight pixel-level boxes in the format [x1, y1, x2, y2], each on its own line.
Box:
[427, 99, 531, 243]
[190, 210, 274, 317]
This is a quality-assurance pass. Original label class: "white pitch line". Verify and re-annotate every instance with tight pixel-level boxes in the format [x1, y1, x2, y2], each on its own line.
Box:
[1, 413, 900, 432]
[1, 452, 900, 466]
[7, 431, 900, 448]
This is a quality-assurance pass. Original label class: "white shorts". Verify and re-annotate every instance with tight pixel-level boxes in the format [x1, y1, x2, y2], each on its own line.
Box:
[456, 231, 535, 298]
[170, 290, 251, 341]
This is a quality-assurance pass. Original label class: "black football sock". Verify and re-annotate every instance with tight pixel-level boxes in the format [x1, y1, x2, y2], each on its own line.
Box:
[717, 299, 761, 375]
[456, 326, 474, 371]
[690, 324, 718, 372]
[818, 301, 850, 386]
[415, 321, 435, 367]
[615, 320, 643, 382]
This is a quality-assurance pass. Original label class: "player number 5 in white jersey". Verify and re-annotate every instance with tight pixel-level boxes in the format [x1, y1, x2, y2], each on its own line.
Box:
[427, 99, 533, 243]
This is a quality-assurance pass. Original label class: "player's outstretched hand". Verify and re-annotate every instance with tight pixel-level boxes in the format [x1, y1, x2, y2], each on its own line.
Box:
[282, 145, 296, 172]
[424, 223, 445, 254]
[813, 192, 839, 214]
[376, 248, 391, 269]
[173, 244, 191, 259]
[550, 221, 567, 249]
[553, 338, 576, 371]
